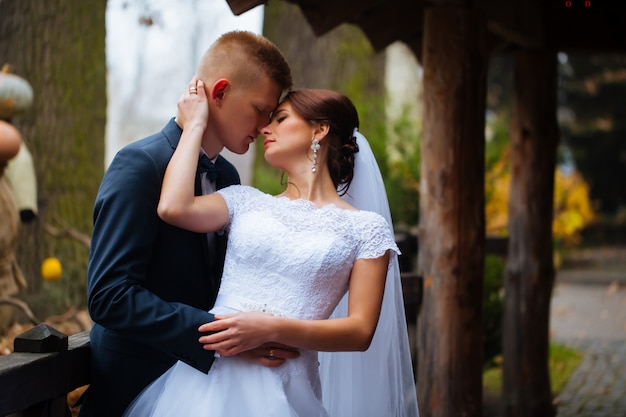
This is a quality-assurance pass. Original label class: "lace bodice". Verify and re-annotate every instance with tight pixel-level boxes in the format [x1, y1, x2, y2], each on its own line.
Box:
[215, 185, 399, 320]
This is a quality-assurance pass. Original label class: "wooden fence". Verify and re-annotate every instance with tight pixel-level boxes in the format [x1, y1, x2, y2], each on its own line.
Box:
[0, 324, 89, 417]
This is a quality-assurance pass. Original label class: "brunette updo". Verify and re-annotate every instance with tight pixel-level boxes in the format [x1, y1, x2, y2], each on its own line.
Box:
[283, 89, 359, 194]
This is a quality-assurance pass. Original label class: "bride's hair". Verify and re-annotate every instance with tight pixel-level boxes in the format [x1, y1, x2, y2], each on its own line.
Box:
[283, 89, 359, 195]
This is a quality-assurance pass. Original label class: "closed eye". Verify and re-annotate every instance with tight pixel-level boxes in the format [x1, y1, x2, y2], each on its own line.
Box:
[270, 109, 288, 124]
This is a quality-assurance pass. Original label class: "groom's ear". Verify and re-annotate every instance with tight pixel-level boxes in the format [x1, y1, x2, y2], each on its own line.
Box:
[210, 79, 230, 106]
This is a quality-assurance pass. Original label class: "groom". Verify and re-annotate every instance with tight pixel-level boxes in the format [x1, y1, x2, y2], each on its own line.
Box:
[79, 31, 295, 417]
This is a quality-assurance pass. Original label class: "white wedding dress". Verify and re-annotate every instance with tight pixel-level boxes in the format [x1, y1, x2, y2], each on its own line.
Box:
[123, 185, 400, 417]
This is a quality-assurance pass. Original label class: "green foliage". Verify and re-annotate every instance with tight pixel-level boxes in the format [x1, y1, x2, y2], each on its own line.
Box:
[483, 255, 505, 368]
[484, 110, 596, 247]
[485, 110, 510, 171]
[484, 113, 511, 235]
[385, 105, 421, 226]
[549, 343, 584, 394]
[252, 140, 286, 195]
[483, 342, 584, 396]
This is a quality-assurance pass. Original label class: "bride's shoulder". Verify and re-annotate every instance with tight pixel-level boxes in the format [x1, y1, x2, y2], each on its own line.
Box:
[348, 211, 399, 255]
[218, 185, 274, 207]
[346, 206, 386, 222]
[220, 184, 263, 196]
[348, 209, 393, 234]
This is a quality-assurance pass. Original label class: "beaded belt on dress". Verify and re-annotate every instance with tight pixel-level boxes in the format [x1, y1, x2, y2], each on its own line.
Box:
[211, 293, 287, 317]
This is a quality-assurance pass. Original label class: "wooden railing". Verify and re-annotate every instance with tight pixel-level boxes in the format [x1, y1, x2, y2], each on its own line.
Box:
[0, 235, 507, 417]
[0, 324, 90, 417]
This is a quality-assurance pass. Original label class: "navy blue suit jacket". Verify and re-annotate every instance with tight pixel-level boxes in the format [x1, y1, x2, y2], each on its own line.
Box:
[79, 118, 240, 417]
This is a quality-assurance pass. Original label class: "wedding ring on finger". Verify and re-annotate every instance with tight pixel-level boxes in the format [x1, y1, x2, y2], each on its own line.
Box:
[189, 87, 198, 94]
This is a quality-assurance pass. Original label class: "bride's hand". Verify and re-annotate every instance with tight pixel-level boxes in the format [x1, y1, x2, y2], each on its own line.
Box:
[198, 311, 299, 360]
[176, 76, 208, 133]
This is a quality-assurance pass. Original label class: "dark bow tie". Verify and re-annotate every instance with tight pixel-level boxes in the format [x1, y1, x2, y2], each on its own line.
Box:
[198, 154, 217, 183]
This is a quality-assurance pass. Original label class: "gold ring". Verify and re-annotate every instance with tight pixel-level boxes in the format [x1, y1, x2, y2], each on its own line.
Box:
[269, 349, 275, 358]
[189, 87, 198, 94]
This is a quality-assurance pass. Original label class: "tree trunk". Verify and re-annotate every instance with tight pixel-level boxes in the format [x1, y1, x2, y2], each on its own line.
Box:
[418, 6, 487, 417]
[502, 50, 558, 417]
[0, 0, 106, 317]
[262, 1, 385, 94]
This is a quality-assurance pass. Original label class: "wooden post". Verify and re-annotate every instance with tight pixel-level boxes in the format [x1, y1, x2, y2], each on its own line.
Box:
[0, 330, 90, 416]
[502, 50, 558, 417]
[418, 6, 487, 417]
[12, 323, 72, 417]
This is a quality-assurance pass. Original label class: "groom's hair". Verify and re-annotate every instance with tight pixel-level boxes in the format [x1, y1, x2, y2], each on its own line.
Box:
[196, 31, 292, 94]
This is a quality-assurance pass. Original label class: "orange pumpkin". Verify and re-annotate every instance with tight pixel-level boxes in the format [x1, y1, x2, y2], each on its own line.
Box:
[0, 120, 22, 161]
[0, 64, 33, 120]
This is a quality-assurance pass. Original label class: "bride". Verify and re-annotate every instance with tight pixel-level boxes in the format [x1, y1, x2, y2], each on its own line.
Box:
[123, 81, 419, 416]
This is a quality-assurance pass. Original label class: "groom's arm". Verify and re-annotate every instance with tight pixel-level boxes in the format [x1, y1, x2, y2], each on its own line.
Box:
[88, 145, 216, 373]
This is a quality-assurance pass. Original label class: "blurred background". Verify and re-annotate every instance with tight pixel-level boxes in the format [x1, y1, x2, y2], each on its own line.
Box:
[0, 1, 624, 413]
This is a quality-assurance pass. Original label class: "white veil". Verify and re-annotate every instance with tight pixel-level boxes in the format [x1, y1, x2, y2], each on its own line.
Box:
[319, 130, 420, 416]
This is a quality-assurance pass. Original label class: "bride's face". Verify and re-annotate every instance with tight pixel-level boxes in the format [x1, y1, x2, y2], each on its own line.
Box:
[260, 102, 315, 171]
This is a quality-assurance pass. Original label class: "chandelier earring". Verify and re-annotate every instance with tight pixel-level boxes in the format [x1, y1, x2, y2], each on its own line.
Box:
[311, 138, 320, 173]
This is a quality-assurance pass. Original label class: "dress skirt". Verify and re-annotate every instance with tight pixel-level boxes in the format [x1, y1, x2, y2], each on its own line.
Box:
[123, 350, 329, 417]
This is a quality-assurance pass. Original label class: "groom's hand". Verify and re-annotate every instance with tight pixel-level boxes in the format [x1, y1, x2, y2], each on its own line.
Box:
[236, 344, 300, 368]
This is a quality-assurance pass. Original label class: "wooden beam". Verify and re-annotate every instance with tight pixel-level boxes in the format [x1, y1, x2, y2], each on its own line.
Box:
[227, 0, 626, 53]
[405, 35, 423, 64]
[548, 7, 626, 52]
[356, 0, 424, 51]
[480, 0, 545, 49]
[224, 0, 266, 15]
[292, 0, 383, 36]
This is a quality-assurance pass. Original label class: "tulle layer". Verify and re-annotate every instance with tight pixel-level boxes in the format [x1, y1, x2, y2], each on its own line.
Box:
[124, 357, 329, 417]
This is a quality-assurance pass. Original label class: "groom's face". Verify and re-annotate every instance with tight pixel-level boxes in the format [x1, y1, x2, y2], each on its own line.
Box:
[213, 75, 282, 155]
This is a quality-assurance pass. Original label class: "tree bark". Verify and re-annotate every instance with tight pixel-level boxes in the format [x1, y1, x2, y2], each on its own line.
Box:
[262, 1, 385, 94]
[0, 0, 106, 315]
[502, 50, 558, 417]
[418, 6, 487, 417]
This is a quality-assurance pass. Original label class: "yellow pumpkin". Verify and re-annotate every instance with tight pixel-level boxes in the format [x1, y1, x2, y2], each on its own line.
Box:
[0, 64, 33, 120]
[0, 120, 22, 161]
[41, 257, 63, 281]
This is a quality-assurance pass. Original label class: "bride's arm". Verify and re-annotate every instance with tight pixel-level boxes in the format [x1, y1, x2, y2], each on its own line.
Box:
[198, 252, 389, 355]
[158, 78, 229, 233]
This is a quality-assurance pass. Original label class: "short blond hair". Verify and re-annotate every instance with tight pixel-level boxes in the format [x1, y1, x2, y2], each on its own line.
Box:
[197, 31, 292, 93]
